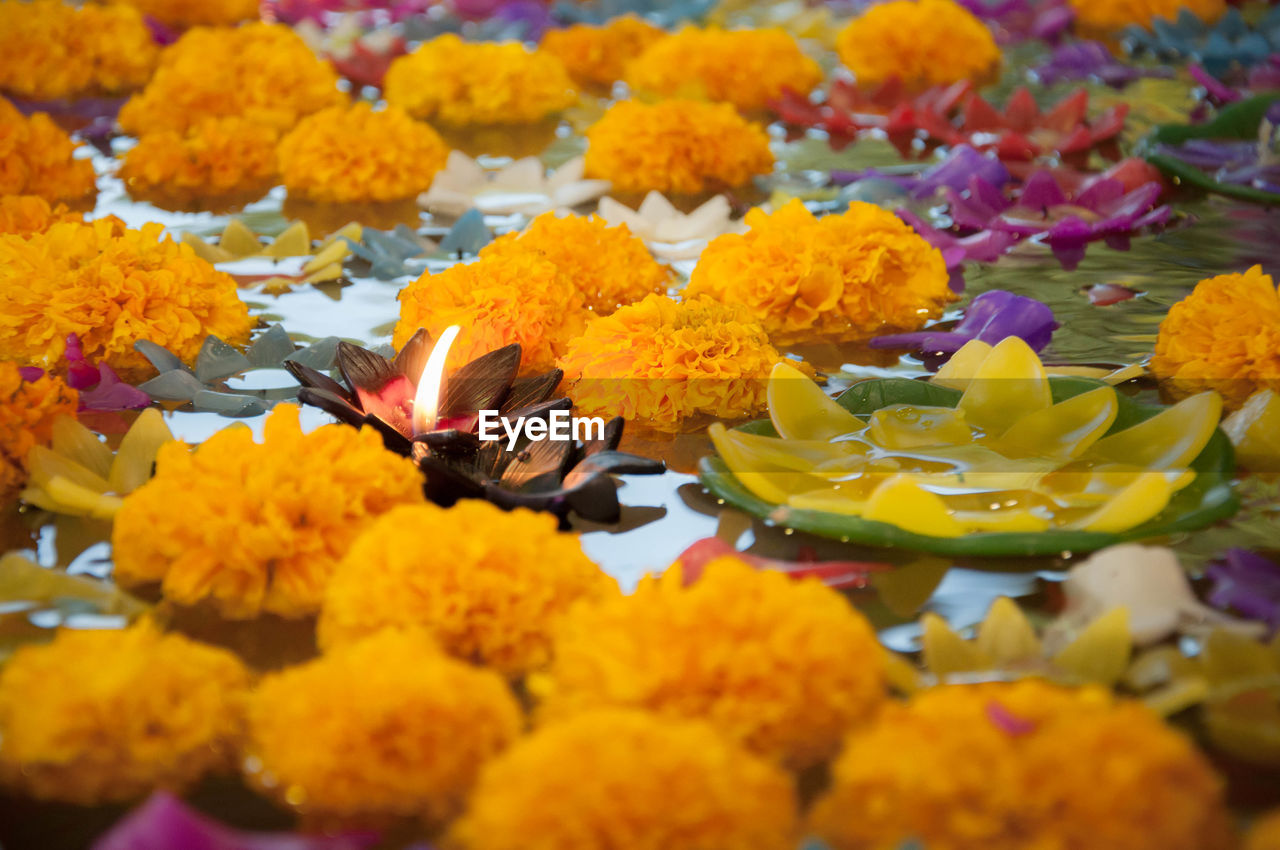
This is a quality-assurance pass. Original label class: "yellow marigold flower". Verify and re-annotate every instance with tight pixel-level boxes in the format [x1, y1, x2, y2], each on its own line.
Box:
[450, 709, 798, 850]
[584, 99, 774, 195]
[836, 0, 1000, 89]
[1151, 265, 1280, 410]
[385, 34, 576, 126]
[247, 629, 520, 826]
[687, 198, 953, 342]
[278, 102, 450, 203]
[0, 105, 98, 205]
[0, 621, 250, 805]
[1069, 0, 1225, 32]
[112, 404, 427, 619]
[539, 15, 666, 89]
[394, 251, 589, 375]
[557, 294, 791, 431]
[119, 23, 344, 136]
[110, 0, 260, 28]
[0, 219, 252, 382]
[533, 557, 886, 767]
[0, 362, 77, 503]
[810, 680, 1233, 850]
[119, 116, 279, 198]
[319, 502, 614, 677]
[479, 212, 671, 315]
[626, 26, 822, 112]
[1247, 810, 1280, 850]
[0, 195, 80, 237]
[0, 0, 158, 100]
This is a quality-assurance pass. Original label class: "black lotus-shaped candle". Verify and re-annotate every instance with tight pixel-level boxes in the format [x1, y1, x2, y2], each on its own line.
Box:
[285, 328, 664, 524]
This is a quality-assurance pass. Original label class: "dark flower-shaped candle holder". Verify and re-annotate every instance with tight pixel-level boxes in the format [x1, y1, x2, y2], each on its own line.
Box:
[286, 328, 664, 524]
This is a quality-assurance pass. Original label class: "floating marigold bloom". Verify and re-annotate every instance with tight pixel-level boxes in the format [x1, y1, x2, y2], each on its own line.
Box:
[809, 680, 1233, 850]
[533, 557, 886, 767]
[1069, 0, 1226, 33]
[112, 404, 426, 619]
[686, 198, 953, 342]
[246, 629, 520, 826]
[584, 99, 774, 195]
[450, 709, 798, 850]
[319, 503, 613, 676]
[119, 117, 280, 198]
[0, 362, 77, 503]
[836, 0, 1001, 89]
[394, 251, 589, 375]
[0, 0, 158, 100]
[109, 0, 260, 27]
[278, 103, 450, 203]
[0, 105, 97, 205]
[0, 621, 250, 805]
[479, 212, 671, 315]
[1151, 265, 1280, 409]
[539, 15, 665, 88]
[384, 34, 576, 126]
[118, 23, 345, 136]
[0, 195, 80, 236]
[625, 26, 822, 112]
[0, 219, 252, 382]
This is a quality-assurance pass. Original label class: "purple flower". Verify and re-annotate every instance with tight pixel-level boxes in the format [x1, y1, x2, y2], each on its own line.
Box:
[897, 209, 1018, 292]
[871, 289, 1058, 354]
[954, 0, 1073, 43]
[1206, 548, 1280, 630]
[832, 145, 1011, 199]
[1152, 106, 1280, 196]
[1032, 41, 1174, 88]
[18, 366, 45, 382]
[65, 334, 151, 412]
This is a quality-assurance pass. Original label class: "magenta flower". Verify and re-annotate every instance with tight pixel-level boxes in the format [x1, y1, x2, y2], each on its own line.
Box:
[65, 334, 151, 412]
[871, 289, 1058, 355]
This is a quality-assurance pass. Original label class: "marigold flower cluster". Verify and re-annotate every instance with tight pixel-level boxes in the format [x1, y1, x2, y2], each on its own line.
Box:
[246, 629, 520, 825]
[384, 34, 577, 126]
[836, 0, 1001, 89]
[584, 99, 774, 195]
[118, 23, 345, 136]
[687, 198, 953, 342]
[539, 15, 666, 88]
[319, 502, 614, 677]
[625, 27, 823, 113]
[1068, 0, 1225, 33]
[0, 103, 98, 205]
[0, 362, 77, 503]
[112, 404, 427, 619]
[395, 251, 589, 375]
[0, 219, 252, 381]
[557, 294, 787, 430]
[110, 0, 261, 27]
[119, 116, 280, 198]
[451, 709, 799, 850]
[534, 557, 885, 767]
[278, 103, 450, 203]
[811, 680, 1233, 850]
[1151, 265, 1280, 410]
[0, 622, 250, 805]
[0, 0, 158, 100]
[0, 195, 80, 237]
[479, 212, 671, 315]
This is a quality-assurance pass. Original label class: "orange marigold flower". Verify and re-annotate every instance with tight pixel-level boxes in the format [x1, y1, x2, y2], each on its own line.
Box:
[278, 102, 450, 203]
[836, 0, 1000, 89]
[119, 116, 280, 197]
[112, 404, 427, 619]
[0, 621, 250, 805]
[557, 294, 788, 431]
[0, 195, 81, 237]
[1069, 0, 1225, 33]
[0, 0, 158, 100]
[319, 502, 615, 677]
[626, 26, 822, 112]
[451, 709, 798, 850]
[109, 0, 260, 27]
[0, 104, 97, 205]
[385, 34, 576, 126]
[533, 557, 886, 767]
[0, 362, 77, 503]
[479, 212, 671, 315]
[584, 99, 774, 195]
[119, 23, 345, 136]
[686, 198, 953, 342]
[394, 251, 590, 375]
[0, 219, 252, 382]
[539, 15, 665, 88]
[246, 629, 520, 826]
[1151, 265, 1280, 409]
[1247, 810, 1280, 850]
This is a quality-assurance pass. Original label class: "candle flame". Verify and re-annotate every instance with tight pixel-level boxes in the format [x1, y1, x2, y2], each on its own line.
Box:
[411, 325, 461, 434]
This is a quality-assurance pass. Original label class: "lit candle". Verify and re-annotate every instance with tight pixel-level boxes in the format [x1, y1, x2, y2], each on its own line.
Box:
[411, 325, 461, 435]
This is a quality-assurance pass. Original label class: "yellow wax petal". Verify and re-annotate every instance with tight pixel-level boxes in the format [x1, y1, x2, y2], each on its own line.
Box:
[302, 239, 350, 274]
[998, 386, 1118, 460]
[51, 415, 112, 479]
[1223, 389, 1280, 471]
[956, 336, 1052, 436]
[863, 475, 964, 537]
[26, 445, 110, 493]
[1142, 676, 1209, 717]
[766, 361, 863, 441]
[1088, 390, 1222, 470]
[787, 486, 871, 515]
[1124, 645, 1202, 690]
[303, 263, 344, 284]
[975, 596, 1042, 665]
[109, 408, 174, 495]
[922, 612, 991, 675]
[266, 221, 311, 259]
[930, 339, 993, 390]
[220, 218, 264, 257]
[711, 427, 866, 473]
[882, 649, 924, 694]
[41, 476, 123, 520]
[709, 423, 832, 504]
[1202, 628, 1278, 686]
[181, 232, 234, 265]
[952, 509, 1050, 533]
[1053, 607, 1132, 685]
[869, 404, 972, 450]
[889, 443, 1057, 492]
[259, 276, 297, 295]
[1069, 471, 1174, 532]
